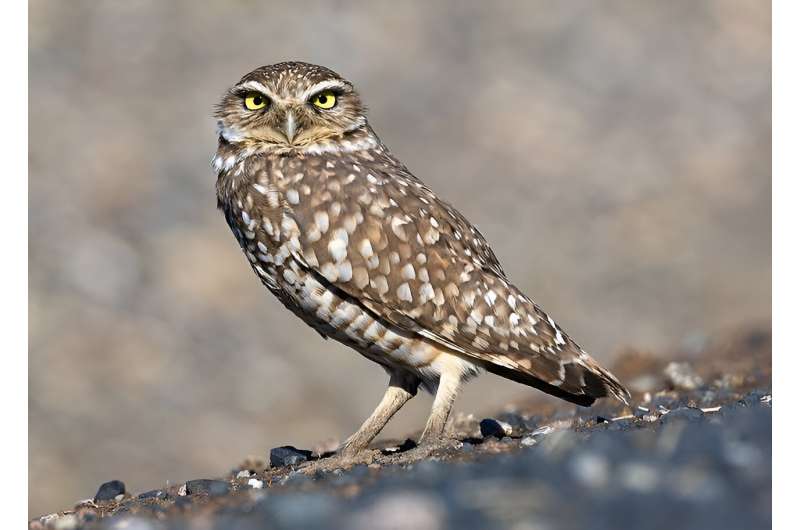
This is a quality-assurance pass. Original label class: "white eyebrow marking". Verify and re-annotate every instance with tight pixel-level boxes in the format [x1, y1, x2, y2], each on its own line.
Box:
[238, 80, 278, 99]
[301, 79, 348, 100]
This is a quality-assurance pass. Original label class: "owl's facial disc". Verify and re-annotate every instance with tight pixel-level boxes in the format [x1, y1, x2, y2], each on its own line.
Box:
[216, 68, 367, 151]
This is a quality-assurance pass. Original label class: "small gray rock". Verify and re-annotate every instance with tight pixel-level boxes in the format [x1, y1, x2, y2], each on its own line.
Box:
[270, 445, 313, 467]
[94, 480, 125, 502]
[185, 479, 230, 496]
[480, 418, 512, 439]
[137, 489, 166, 500]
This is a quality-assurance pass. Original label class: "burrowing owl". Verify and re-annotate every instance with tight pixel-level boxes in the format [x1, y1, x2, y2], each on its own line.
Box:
[213, 62, 629, 454]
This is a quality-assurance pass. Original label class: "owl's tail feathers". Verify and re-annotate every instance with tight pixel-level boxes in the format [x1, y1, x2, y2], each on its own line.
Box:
[483, 354, 631, 408]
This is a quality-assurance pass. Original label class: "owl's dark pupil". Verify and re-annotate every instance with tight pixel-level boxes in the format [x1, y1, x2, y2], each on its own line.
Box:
[253, 96, 262, 105]
[319, 95, 328, 103]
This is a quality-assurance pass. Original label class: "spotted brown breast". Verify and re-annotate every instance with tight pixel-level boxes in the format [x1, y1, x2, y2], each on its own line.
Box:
[216, 142, 629, 406]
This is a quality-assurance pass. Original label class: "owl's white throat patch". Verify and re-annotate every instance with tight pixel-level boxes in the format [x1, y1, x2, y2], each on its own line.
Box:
[301, 133, 378, 156]
[217, 121, 247, 143]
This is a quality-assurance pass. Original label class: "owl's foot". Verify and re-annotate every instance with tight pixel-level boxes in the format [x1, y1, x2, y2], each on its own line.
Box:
[298, 448, 381, 476]
[377, 436, 460, 465]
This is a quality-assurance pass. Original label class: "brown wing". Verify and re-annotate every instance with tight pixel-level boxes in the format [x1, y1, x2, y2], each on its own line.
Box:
[284, 152, 629, 406]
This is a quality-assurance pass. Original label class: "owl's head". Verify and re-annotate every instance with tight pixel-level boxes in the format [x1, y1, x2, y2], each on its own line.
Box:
[215, 62, 368, 150]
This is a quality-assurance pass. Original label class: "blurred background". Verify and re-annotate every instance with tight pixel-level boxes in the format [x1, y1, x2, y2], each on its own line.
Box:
[29, 0, 770, 518]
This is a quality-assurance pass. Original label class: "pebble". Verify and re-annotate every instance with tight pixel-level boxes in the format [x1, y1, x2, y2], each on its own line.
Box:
[479, 418, 512, 439]
[185, 479, 231, 496]
[529, 425, 554, 437]
[247, 478, 264, 489]
[137, 489, 167, 500]
[94, 480, 126, 502]
[495, 412, 528, 434]
[270, 445, 313, 467]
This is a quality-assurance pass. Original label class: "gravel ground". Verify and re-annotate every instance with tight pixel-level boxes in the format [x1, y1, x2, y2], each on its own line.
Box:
[31, 330, 771, 530]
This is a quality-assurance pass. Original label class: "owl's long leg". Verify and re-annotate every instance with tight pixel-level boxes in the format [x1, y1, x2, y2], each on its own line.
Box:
[340, 371, 419, 455]
[418, 367, 463, 445]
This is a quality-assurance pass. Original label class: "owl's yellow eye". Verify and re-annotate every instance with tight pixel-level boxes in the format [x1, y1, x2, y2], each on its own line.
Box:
[244, 92, 268, 110]
[311, 91, 337, 109]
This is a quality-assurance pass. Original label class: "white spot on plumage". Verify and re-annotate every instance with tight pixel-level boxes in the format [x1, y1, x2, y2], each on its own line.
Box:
[484, 290, 497, 306]
[359, 239, 374, 258]
[283, 268, 297, 285]
[418, 282, 435, 303]
[397, 283, 413, 302]
[332, 259, 352, 283]
[328, 238, 348, 263]
[463, 290, 476, 307]
[314, 211, 329, 233]
[401, 263, 415, 281]
[391, 216, 408, 241]
[469, 309, 483, 325]
[339, 216, 355, 234]
[363, 321, 383, 342]
[320, 262, 338, 282]
[424, 228, 440, 244]
[370, 275, 388, 295]
[330, 303, 359, 329]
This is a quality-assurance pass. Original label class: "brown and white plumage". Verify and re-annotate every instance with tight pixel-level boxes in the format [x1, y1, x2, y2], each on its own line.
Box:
[213, 62, 629, 452]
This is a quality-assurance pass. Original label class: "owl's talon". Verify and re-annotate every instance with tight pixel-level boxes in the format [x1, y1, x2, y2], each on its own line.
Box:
[298, 448, 380, 475]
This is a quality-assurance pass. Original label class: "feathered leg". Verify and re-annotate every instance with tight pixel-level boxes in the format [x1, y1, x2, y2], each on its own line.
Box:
[341, 371, 420, 455]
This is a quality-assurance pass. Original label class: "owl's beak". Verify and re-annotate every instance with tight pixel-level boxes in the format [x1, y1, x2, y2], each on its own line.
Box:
[283, 110, 297, 144]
